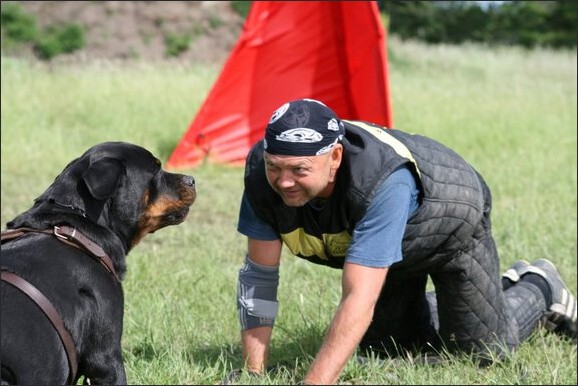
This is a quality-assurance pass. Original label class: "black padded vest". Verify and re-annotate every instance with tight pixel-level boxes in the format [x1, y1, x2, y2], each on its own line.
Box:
[244, 121, 486, 271]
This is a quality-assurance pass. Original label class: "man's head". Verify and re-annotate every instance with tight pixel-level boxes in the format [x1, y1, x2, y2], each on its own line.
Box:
[263, 99, 344, 207]
[264, 98, 344, 156]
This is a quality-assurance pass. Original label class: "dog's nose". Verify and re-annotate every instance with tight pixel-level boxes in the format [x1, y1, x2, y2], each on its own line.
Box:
[183, 175, 195, 187]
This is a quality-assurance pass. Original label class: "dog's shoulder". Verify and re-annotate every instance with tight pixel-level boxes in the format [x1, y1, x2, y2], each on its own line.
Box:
[5, 202, 127, 279]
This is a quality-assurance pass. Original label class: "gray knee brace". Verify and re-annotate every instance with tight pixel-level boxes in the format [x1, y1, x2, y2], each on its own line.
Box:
[237, 255, 280, 330]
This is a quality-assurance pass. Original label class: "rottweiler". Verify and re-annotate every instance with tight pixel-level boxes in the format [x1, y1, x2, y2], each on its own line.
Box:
[1, 141, 196, 385]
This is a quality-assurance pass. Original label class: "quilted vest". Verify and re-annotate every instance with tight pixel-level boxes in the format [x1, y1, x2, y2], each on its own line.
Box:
[244, 120, 486, 271]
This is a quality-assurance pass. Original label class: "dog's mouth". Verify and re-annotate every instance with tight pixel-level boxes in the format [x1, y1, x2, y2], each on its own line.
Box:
[164, 207, 190, 225]
[137, 182, 196, 238]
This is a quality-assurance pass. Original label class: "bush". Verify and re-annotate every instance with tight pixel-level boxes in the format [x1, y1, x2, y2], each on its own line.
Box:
[34, 23, 85, 60]
[230, 1, 252, 18]
[0, 2, 38, 43]
[1, 3, 85, 60]
[164, 32, 191, 57]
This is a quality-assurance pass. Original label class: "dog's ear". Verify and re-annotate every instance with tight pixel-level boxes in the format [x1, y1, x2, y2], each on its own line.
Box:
[82, 157, 125, 200]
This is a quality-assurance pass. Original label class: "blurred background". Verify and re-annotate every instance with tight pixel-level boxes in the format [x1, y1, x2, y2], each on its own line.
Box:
[1, 1, 576, 65]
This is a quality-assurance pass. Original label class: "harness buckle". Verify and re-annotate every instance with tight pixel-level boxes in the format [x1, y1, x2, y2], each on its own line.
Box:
[54, 225, 75, 240]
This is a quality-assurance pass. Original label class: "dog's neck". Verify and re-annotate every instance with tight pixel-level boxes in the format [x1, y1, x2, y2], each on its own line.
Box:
[36, 198, 108, 224]
[40, 198, 87, 218]
[24, 198, 128, 279]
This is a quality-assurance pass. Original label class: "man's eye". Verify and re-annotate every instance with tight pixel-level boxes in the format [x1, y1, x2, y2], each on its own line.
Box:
[266, 165, 279, 172]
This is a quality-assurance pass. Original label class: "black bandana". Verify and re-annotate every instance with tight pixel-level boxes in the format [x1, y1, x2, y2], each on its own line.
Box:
[264, 99, 344, 156]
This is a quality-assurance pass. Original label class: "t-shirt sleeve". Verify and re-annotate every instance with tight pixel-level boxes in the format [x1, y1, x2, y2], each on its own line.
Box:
[345, 166, 420, 268]
[237, 191, 280, 240]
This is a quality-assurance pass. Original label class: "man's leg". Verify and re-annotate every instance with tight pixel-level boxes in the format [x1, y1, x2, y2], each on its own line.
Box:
[429, 217, 521, 361]
[359, 273, 441, 358]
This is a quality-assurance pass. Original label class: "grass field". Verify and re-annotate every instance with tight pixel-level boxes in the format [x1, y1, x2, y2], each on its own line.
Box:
[1, 37, 576, 384]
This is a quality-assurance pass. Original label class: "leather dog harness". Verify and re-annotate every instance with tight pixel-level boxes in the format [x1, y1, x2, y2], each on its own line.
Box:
[1, 225, 120, 384]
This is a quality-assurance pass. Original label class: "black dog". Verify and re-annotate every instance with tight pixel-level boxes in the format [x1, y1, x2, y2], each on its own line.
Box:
[1, 142, 196, 385]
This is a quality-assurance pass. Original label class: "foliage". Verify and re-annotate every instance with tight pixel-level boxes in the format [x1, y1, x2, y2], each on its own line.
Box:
[0, 1, 37, 44]
[380, 0, 577, 49]
[230, 1, 252, 19]
[0, 2, 85, 60]
[164, 32, 192, 58]
[34, 23, 85, 60]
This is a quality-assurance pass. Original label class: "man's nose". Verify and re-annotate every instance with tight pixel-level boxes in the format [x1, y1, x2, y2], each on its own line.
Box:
[276, 170, 295, 187]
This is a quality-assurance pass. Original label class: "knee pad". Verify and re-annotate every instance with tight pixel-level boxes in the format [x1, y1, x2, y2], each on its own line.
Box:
[237, 255, 279, 330]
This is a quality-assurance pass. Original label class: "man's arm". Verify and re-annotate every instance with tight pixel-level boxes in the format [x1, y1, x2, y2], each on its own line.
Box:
[304, 262, 388, 385]
[242, 326, 274, 374]
[303, 166, 417, 384]
[240, 238, 283, 374]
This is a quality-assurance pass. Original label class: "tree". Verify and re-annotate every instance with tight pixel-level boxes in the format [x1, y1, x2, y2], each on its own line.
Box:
[380, 0, 577, 49]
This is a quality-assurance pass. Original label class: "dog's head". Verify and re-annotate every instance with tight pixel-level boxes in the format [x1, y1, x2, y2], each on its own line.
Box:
[8, 141, 196, 253]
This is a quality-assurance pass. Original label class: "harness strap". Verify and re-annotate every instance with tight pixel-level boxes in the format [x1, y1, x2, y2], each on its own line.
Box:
[1, 226, 119, 282]
[1, 270, 78, 384]
[54, 225, 119, 281]
[1, 227, 51, 241]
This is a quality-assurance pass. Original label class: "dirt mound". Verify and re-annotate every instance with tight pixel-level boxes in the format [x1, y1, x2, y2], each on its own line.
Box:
[13, 1, 245, 65]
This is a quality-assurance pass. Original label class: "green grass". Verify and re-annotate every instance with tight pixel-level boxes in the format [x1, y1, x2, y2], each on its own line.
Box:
[1, 37, 576, 384]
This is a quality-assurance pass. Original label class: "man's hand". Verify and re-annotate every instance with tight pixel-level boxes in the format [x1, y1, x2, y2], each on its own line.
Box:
[220, 362, 290, 385]
[303, 262, 388, 384]
[220, 368, 259, 385]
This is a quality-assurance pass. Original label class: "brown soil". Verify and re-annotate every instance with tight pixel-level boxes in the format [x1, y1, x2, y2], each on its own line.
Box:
[11, 1, 245, 66]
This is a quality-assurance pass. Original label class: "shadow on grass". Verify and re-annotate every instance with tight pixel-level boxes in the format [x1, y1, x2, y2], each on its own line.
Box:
[180, 324, 327, 382]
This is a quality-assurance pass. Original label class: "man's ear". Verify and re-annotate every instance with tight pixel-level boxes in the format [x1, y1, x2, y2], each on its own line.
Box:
[331, 143, 343, 167]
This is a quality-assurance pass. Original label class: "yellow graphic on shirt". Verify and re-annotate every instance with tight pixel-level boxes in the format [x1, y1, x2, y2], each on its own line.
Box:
[281, 229, 351, 260]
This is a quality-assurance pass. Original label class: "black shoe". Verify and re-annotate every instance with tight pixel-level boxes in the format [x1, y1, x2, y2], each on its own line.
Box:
[529, 259, 577, 342]
[502, 260, 534, 284]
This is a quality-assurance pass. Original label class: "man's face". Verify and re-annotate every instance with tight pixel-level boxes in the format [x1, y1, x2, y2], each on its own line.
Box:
[263, 144, 342, 207]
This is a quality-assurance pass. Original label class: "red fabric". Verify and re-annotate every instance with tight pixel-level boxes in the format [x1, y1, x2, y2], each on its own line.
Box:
[167, 1, 393, 169]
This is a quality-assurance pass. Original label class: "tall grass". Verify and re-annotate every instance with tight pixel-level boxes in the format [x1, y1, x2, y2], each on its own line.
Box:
[1, 38, 576, 385]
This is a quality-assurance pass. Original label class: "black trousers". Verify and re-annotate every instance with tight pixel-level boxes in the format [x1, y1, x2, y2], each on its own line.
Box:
[359, 199, 546, 360]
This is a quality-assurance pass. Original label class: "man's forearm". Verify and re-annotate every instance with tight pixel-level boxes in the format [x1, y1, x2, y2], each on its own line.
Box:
[303, 296, 374, 384]
[304, 263, 388, 385]
[242, 326, 274, 373]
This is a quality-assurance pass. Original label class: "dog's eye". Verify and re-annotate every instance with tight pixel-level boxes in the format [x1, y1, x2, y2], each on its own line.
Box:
[152, 159, 162, 174]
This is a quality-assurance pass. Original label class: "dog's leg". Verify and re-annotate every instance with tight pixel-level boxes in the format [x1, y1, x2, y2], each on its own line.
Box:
[82, 345, 126, 385]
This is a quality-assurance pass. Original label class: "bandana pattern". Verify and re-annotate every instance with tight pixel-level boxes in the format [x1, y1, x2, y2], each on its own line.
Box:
[264, 99, 344, 156]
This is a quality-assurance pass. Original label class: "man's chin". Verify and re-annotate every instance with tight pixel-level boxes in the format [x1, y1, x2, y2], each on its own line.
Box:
[281, 196, 308, 207]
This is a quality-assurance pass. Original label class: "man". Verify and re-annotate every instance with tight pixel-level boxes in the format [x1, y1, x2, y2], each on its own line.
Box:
[234, 98, 577, 385]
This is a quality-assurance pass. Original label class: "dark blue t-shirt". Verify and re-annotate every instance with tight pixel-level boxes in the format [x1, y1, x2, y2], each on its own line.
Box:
[237, 165, 420, 268]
